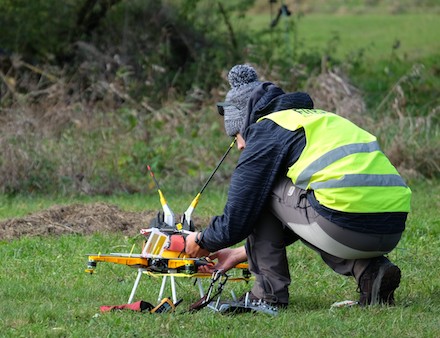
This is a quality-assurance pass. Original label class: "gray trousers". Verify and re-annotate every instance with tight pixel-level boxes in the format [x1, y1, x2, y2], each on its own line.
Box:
[245, 177, 402, 304]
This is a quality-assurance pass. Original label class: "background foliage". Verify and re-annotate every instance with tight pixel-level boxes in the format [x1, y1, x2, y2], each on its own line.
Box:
[0, 0, 439, 196]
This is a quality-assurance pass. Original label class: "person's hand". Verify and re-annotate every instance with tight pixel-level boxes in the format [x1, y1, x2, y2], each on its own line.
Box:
[198, 246, 247, 273]
[185, 232, 210, 258]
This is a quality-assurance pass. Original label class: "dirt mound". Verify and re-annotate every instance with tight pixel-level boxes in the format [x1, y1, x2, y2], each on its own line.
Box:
[0, 202, 207, 241]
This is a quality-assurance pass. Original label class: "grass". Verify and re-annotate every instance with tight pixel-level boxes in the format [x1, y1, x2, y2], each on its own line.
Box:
[0, 179, 439, 337]
[298, 13, 440, 61]
[251, 13, 440, 62]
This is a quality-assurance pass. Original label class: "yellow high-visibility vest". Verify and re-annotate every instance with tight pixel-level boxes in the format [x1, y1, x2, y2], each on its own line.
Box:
[259, 109, 411, 213]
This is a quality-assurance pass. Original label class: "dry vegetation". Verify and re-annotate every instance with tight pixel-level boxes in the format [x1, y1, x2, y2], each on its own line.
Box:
[1, 50, 438, 197]
[0, 202, 208, 241]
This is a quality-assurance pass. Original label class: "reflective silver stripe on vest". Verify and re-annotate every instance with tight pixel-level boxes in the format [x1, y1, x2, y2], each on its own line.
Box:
[310, 174, 407, 189]
[295, 141, 381, 189]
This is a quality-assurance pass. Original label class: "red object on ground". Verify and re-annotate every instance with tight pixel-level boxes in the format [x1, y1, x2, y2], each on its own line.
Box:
[100, 300, 154, 313]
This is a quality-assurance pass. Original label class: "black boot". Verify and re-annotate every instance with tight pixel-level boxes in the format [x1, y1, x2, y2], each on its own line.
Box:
[358, 256, 401, 306]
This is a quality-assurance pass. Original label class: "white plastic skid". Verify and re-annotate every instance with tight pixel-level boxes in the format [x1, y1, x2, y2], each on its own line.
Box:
[127, 269, 205, 304]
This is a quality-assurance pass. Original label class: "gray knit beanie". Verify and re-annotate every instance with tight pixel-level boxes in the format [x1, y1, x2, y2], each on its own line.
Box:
[222, 64, 261, 136]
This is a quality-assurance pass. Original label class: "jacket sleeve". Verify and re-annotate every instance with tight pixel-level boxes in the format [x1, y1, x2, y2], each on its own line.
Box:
[200, 120, 305, 252]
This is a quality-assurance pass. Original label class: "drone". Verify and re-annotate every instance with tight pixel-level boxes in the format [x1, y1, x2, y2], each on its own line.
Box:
[85, 139, 278, 314]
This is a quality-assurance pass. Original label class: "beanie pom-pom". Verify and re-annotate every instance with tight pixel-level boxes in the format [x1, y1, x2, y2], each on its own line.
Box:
[228, 64, 258, 89]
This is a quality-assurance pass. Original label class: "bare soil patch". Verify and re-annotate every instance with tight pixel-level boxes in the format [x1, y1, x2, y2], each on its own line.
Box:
[0, 202, 207, 241]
